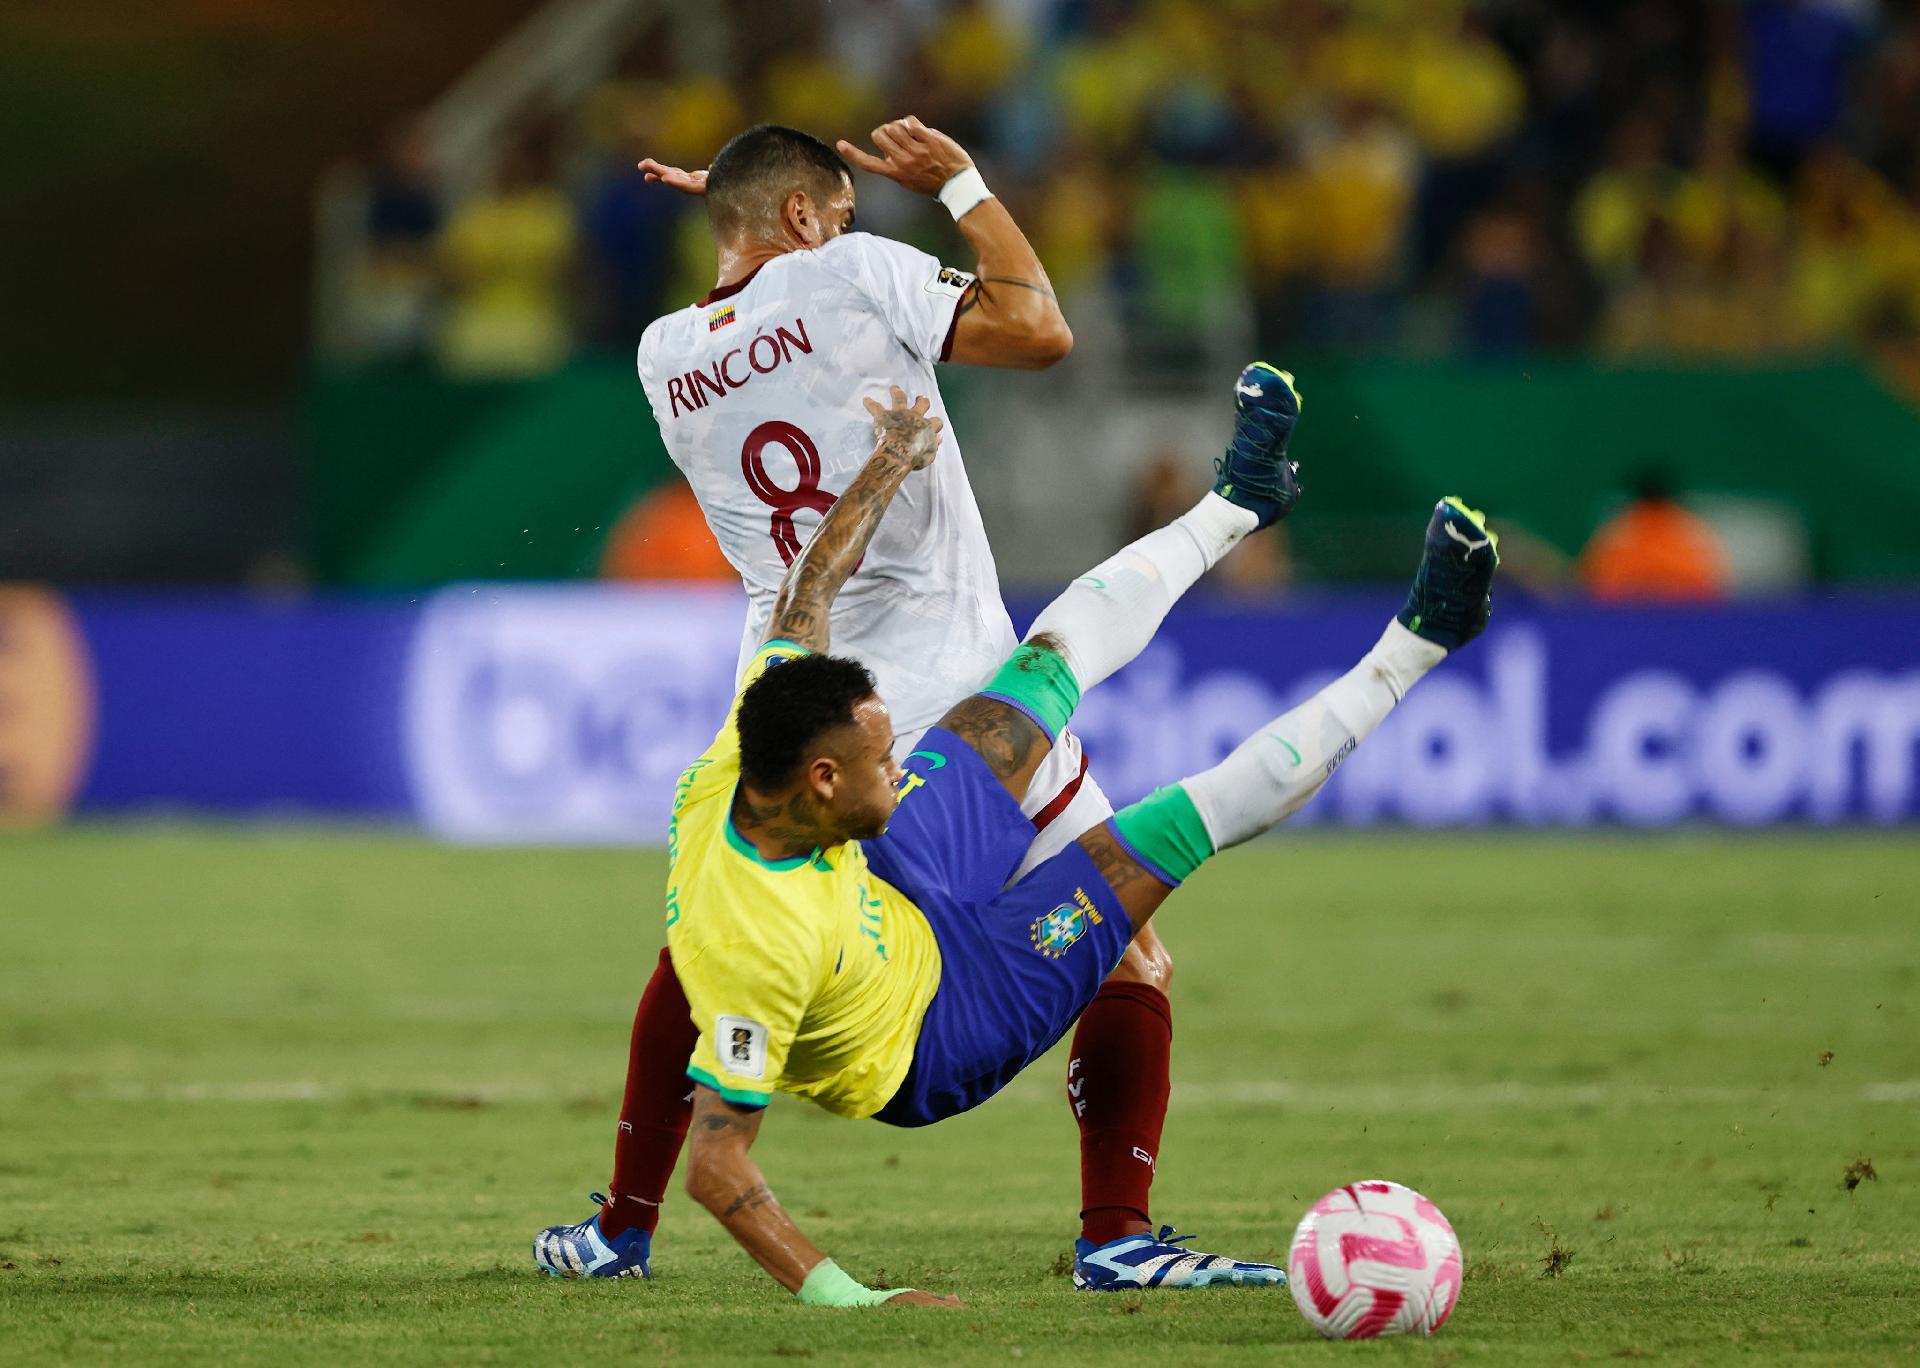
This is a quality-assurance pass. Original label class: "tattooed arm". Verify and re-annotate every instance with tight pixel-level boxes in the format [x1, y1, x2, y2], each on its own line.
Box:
[835, 117, 1071, 370]
[683, 1086, 823, 1290]
[760, 386, 943, 654]
[684, 1085, 962, 1305]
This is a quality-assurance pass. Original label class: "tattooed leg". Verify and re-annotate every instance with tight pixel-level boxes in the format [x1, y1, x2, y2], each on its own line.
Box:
[935, 692, 1052, 805]
[1075, 824, 1173, 931]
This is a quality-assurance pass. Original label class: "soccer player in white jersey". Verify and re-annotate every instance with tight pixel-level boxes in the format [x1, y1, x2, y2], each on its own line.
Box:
[534, 120, 1293, 1289]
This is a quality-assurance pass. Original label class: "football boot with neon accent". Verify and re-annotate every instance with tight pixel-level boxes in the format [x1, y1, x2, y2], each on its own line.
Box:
[1073, 1225, 1288, 1291]
[1214, 362, 1304, 529]
[1397, 496, 1500, 651]
[533, 1194, 651, 1279]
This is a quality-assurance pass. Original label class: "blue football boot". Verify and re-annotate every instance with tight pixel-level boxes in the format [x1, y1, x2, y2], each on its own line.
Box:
[1073, 1225, 1288, 1291]
[1397, 496, 1500, 651]
[1214, 362, 1304, 529]
[533, 1194, 651, 1279]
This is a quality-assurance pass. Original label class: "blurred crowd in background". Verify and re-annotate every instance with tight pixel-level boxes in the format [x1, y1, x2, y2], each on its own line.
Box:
[336, 0, 1920, 380]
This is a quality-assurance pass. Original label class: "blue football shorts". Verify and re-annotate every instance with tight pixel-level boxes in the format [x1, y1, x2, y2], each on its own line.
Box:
[866, 725, 1134, 1127]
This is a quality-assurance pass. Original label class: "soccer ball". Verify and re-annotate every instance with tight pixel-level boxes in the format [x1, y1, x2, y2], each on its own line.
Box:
[1287, 1180, 1462, 1338]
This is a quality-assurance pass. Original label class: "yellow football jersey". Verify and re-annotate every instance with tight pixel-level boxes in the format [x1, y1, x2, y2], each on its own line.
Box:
[665, 641, 942, 1119]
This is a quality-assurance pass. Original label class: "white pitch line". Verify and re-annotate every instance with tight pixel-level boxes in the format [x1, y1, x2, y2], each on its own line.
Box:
[5, 1079, 1915, 1109]
[1014, 1078, 1920, 1110]
[1862, 1081, 1920, 1103]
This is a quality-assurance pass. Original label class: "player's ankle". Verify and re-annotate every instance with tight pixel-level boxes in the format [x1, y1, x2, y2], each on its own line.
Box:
[599, 1191, 662, 1239]
[1081, 1207, 1152, 1246]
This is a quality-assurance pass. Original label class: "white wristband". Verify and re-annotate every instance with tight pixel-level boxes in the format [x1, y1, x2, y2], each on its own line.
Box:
[936, 166, 992, 221]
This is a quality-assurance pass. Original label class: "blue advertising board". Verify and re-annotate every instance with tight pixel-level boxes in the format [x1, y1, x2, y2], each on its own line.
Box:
[70, 593, 416, 815]
[16, 586, 1916, 836]
[1060, 594, 1919, 828]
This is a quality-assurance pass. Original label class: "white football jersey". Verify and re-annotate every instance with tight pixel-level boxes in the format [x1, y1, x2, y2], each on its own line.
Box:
[636, 232, 1017, 739]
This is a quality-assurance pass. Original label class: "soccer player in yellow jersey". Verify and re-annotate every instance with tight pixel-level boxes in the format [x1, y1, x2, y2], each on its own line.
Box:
[548, 384, 1497, 1305]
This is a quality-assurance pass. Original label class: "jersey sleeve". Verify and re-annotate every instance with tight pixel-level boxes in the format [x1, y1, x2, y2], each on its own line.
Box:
[738, 638, 809, 691]
[678, 937, 816, 1108]
[823, 233, 976, 364]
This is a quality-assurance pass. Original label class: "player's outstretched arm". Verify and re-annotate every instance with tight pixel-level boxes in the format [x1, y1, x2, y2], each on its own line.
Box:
[837, 118, 1072, 370]
[760, 386, 943, 653]
[684, 1086, 962, 1307]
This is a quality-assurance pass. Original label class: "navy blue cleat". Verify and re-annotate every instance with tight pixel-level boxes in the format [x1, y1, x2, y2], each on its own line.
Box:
[533, 1195, 651, 1279]
[1214, 362, 1304, 529]
[1398, 497, 1500, 651]
[1073, 1226, 1288, 1291]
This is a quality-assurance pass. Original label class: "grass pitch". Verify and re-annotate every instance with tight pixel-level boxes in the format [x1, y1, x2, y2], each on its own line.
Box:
[2, 828, 1916, 1365]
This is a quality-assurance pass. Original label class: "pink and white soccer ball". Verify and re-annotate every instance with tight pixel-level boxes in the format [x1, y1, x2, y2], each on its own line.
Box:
[1287, 1180, 1462, 1339]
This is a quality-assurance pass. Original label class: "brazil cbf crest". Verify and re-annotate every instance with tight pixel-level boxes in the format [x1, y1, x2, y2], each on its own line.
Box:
[1029, 888, 1103, 959]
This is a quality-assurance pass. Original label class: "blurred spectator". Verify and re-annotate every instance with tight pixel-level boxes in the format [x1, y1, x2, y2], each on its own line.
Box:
[1667, 119, 1789, 266]
[1298, 94, 1418, 347]
[1402, 8, 1527, 161]
[1132, 168, 1248, 337]
[1573, 112, 1679, 286]
[329, 0, 1920, 374]
[1404, 6, 1528, 274]
[762, 49, 877, 137]
[1742, 0, 1871, 183]
[824, 0, 935, 94]
[343, 119, 442, 363]
[434, 139, 576, 379]
[1458, 195, 1545, 355]
[912, 0, 1027, 146]
[1031, 142, 1123, 299]
[578, 82, 691, 349]
[924, 0, 1026, 97]
[601, 480, 735, 582]
[1052, 4, 1165, 156]
[1787, 142, 1905, 345]
[1510, 17, 1608, 187]
[1579, 467, 1730, 602]
[1861, 18, 1920, 185]
[367, 119, 443, 249]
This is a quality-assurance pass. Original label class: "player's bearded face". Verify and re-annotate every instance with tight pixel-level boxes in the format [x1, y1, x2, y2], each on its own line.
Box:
[821, 697, 900, 841]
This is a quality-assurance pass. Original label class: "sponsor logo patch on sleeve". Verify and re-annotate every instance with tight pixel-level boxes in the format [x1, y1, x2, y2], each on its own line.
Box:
[924, 265, 975, 299]
[716, 1015, 769, 1079]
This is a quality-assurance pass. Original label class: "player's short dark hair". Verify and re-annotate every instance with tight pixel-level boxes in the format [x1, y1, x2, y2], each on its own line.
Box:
[737, 653, 879, 790]
[705, 124, 851, 240]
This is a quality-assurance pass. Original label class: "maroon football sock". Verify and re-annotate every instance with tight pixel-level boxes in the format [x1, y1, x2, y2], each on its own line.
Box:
[1069, 980, 1173, 1247]
[600, 947, 698, 1239]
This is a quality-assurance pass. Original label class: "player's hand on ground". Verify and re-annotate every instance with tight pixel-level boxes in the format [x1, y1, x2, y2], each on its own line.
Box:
[836, 117, 973, 197]
[864, 386, 944, 471]
[883, 1289, 966, 1308]
[637, 158, 707, 195]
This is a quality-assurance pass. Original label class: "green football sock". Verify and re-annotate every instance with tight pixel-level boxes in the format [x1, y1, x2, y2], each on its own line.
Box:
[1110, 784, 1216, 887]
[978, 642, 1082, 739]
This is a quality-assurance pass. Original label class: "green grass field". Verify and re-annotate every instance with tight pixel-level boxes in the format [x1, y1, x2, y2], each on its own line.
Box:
[2, 828, 1916, 1365]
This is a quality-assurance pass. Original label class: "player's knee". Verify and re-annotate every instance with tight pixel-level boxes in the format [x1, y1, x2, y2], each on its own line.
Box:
[1108, 934, 1174, 992]
[683, 1149, 724, 1210]
[1024, 630, 1067, 659]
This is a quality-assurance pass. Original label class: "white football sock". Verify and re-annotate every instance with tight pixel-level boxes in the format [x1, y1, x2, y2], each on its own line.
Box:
[1181, 619, 1445, 849]
[1027, 492, 1258, 691]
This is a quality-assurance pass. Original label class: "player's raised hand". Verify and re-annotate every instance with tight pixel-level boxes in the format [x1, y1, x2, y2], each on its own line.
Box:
[836, 117, 973, 197]
[883, 1289, 966, 1308]
[637, 158, 708, 195]
[864, 386, 944, 471]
